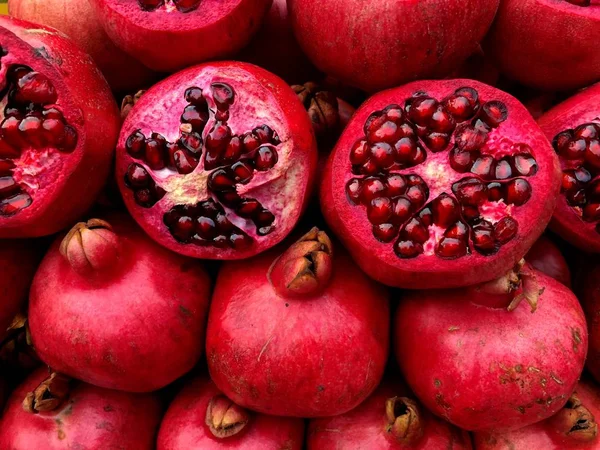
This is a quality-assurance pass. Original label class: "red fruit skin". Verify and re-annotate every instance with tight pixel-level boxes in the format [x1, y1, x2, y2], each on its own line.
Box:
[28, 215, 212, 392]
[0, 368, 162, 449]
[0, 239, 40, 340]
[525, 235, 571, 287]
[7, 0, 156, 93]
[473, 380, 600, 449]
[578, 261, 600, 383]
[486, 0, 600, 91]
[206, 248, 390, 417]
[321, 79, 561, 289]
[157, 377, 305, 449]
[538, 83, 600, 253]
[394, 269, 588, 432]
[238, 0, 320, 84]
[307, 381, 473, 450]
[90, 0, 271, 73]
[288, 0, 500, 92]
[0, 17, 120, 238]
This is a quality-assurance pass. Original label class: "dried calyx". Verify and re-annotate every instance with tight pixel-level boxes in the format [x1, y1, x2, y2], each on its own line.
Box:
[0, 313, 38, 371]
[385, 396, 424, 445]
[121, 90, 146, 120]
[22, 371, 71, 413]
[548, 392, 598, 442]
[292, 82, 340, 139]
[205, 394, 250, 439]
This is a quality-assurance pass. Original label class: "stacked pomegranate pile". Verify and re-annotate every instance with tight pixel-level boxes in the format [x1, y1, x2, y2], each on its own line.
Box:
[0, 0, 599, 448]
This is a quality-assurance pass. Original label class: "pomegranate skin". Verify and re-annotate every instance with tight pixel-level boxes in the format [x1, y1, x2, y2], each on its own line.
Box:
[157, 377, 305, 449]
[28, 215, 212, 393]
[0, 17, 120, 238]
[288, 0, 499, 92]
[578, 261, 600, 383]
[307, 381, 473, 450]
[474, 380, 600, 449]
[321, 79, 561, 289]
[486, 0, 600, 91]
[206, 232, 390, 417]
[0, 368, 162, 449]
[8, 0, 156, 93]
[525, 235, 571, 287]
[394, 269, 588, 432]
[538, 83, 600, 253]
[90, 0, 271, 73]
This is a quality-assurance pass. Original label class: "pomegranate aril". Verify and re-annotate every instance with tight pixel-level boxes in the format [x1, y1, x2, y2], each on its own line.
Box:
[436, 237, 467, 258]
[206, 122, 232, 152]
[208, 168, 234, 191]
[61, 126, 78, 152]
[445, 221, 468, 239]
[575, 167, 592, 183]
[181, 105, 208, 132]
[364, 112, 387, 142]
[171, 216, 195, 242]
[585, 140, 600, 169]
[473, 118, 491, 134]
[242, 133, 260, 154]
[373, 223, 398, 242]
[402, 217, 429, 244]
[450, 147, 474, 173]
[454, 125, 487, 152]
[452, 178, 488, 206]
[407, 97, 437, 125]
[462, 206, 480, 221]
[196, 217, 217, 240]
[394, 240, 422, 258]
[472, 222, 496, 254]
[216, 190, 242, 208]
[480, 101, 508, 128]
[487, 182, 504, 201]
[229, 232, 252, 249]
[215, 213, 235, 233]
[14, 72, 57, 105]
[506, 179, 532, 206]
[563, 139, 587, 160]
[145, 138, 166, 170]
[42, 119, 66, 145]
[236, 199, 261, 218]
[18, 116, 44, 147]
[231, 161, 254, 184]
[587, 180, 600, 201]
[574, 123, 600, 140]
[424, 132, 450, 152]
[255, 146, 278, 171]
[350, 140, 369, 165]
[444, 95, 474, 121]
[383, 104, 405, 122]
[173, 150, 198, 174]
[184, 87, 206, 107]
[471, 155, 495, 179]
[222, 137, 242, 163]
[368, 197, 392, 225]
[179, 132, 203, 155]
[134, 189, 155, 208]
[254, 125, 278, 145]
[200, 200, 220, 218]
[429, 106, 455, 133]
[395, 137, 416, 162]
[126, 130, 146, 156]
[513, 153, 538, 176]
[0, 192, 32, 216]
[494, 217, 518, 244]
[567, 188, 587, 206]
[418, 207, 433, 226]
[454, 87, 479, 108]
[0, 176, 19, 198]
[553, 130, 574, 153]
[0, 138, 20, 159]
[385, 174, 407, 197]
[495, 158, 512, 180]
[432, 194, 460, 227]
[7, 65, 31, 83]
[370, 142, 396, 169]
[405, 184, 427, 208]
[1, 117, 25, 149]
[359, 159, 379, 176]
[583, 204, 600, 222]
[346, 178, 363, 204]
[125, 163, 150, 188]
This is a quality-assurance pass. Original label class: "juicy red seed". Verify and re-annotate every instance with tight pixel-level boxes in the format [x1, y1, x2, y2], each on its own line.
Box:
[15, 72, 57, 105]
[174, 150, 198, 174]
[403, 217, 429, 244]
[574, 123, 600, 140]
[373, 223, 398, 242]
[350, 140, 369, 165]
[0, 137, 20, 159]
[506, 179, 532, 206]
[255, 209, 276, 226]
[405, 185, 427, 208]
[383, 104, 405, 123]
[370, 142, 396, 168]
[217, 190, 242, 207]
[462, 206, 480, 221]
[445, 221, 468, 239]
[553, 130, 574, 153]
[424, 132, 450, 152]
[583, 204, 600, 221]
[567, 188, 587, 206]
[397, 123, 416, 139]
[173, 0, 201, 12]
[471, 155, 495, 179]
[364, 112, 387, 141]
[588, 180, 600, 201]
[181, 105, 208, 132]
[429, 107, 455, 133]
[4, 107, 21, 119]
[419, 207, 433, 226]
[126, 130, 146, 156]
[0, 159, 15, 174]
[454, 125, 487, 152]
[452, 178, 488, 206]
[368, 197, 393, 225]
[171, 216, 195, 242]
[231, 161, 254, 184]
[61, 126, 78, 152]
[360, 159, 379, 176]
[409, 145, 426, 166]
[179, 132, 203, 155]
[487, 182, 504, 201]
[145, 139, 166, 170]
[0, 192, 32, 216]
[7, 65, 31, 84]
[454, 87, 479, 107]
[392, 198, 412, 223]
[394, 240, 422, 258]
[575, 167, 592, 183]
[255, 146, 278, 171]
[436, 237, 467, 259]
[196, 216, 217, 239]
[126, 163, 150, 188]
[513, 153, 538, 176]
[472, 225, 496, 253]
[42, 119, 65, 144]
[480, 101, 508, 128]
[346, 178, 363, 204]
[223, 136, 242, 162]
[444, 95, 473, 121]
[585, 140, 600, 169]
[495, 158, 512, 180]
[395, 137, 417, 161]
[254, 125, 277, 144]
[385, 174, 407, 197]
[211, 83, 235, 110]
[208, 169, 234, 191]
[408, 97, 438, 125]
[494, 217, 518, 244]
[236, 199, 261, 218]
[212, 235, 228, 248]
[560, 171, 577, 192]
[215, 213, 235, 233]
[206, 122, 232, 151]
[432, 194, 460, 228]
[563, 139, 587, 160]
[0, 176, 18, 198]
[449, 148, 474, 173]
[42, 107, 63, 120]
[473, 118, 491, 133]
[373, 120, 402, 144]
[138, 0, 164, 11]
[242, 133, 260, 153]
[184, 87, 205, 106]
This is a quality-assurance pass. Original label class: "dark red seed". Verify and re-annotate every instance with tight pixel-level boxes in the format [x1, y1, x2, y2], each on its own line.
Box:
[391, 199, 412, 225]
[236, 199, 261, 218]
[42, 118, 65, 145]
[494, 217, 518, 244]
[394, 240, 422, 258]
[383, 104, 405, 123]
[373, 120, 402, 144]
[513, 153, 538, 177]
[397, 123, 416, 139]
[255, 209, 275, 227]
[223, 136, 242, 162]
[174, 150, 198, 174]
[444, 95, 474, 121]
[0, 137, 20, 159]
[562, 171, 578, 192]
[196, 216, 217, 239]
[574, 123, 600, 140]
[138, 0, 164, 11]
[18, 116, 44, 146]
[454, 125, 487, 152]
[470, 155, 495, 179]
[126, 163, 150, 188]
[403, 217, 429, 244]
[42, 107, 63, 121]
[0, 192, 32, 215]
[126, 130, 146, 156]
[575, 167, 592, 184]
[505, 179, 532, 206]
[211, 235, 228, 248]
[472, 224, 496, 253]
[134, 189, 155, 207]
[360, 177, 387, 204]
[242, 133, 260, 154]
[385, 174, 407, 197]
[373, 223, 398, 242]
[370, 142, 396, 169]
[405, 185, 427, 208]
[445, 221, 468, 239]
[553, 130, 574, 154]
[424, 132, 450, 152]
[452, 178, 488, 206]
[171, 216, 195, 242]
[408, 97, 438, 126]
[231, 161, 254, 184]
[364, 111, 387, 142]
[429, 106, 455, 133]
[419, 207, 433, 227]
[350, 140, 369, 165]
[587, 179, 600, 201]
[487, 182, 504, 201]
[15, 72, 57, 105]
[215, 214, 235, 233]
[563, 139, 587, 160]
[208, 168, 234, 191]
[583, 204, 600, 222]
[585, 140, 600, 169]
[254, 125, 276, 144]
[495, 158, 512, 180]
[408, 145, 426, 166]
[395, 137, 417, 162]
[211, 83, 235, 110]
[184, 87, 205, 106]
[432, 194, 460, 227]
[0, 176, 19, 198]
[480, 101, 508, 128]
[368, 197, 393, 225]
[4, 107, 21, 119]
[229, 232, 253, 249]
[359, 159, 379, 176]
[436, 237, 467, 259]
[217, 190, 242, 207]
[255, 146, 278, 171]
[173, 0, 201, 12]
[567, 188, 587, 206]
[454, 87, 479, 108]
[449, 147, 474, 173]
[206, 122, 232, 151]
[181, 105, 208, 132]
[462, 206, 480, 221]
[179, 132, 203, 155]
[145, 138, 166, 170]
[346, 178, 363, 204]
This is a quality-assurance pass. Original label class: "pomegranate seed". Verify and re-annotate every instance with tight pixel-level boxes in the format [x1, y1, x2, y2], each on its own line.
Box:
[402, 217, 429, 244]
[350, 140, 370, 165]
[368, 197, 393, 225]
[346, 178, 363, 204]
[394, 240, 422, 258]
[364, 112, 387, 142]
[171, 216, 195, 242]
[397, 123, 416, 139]
[1, 117, 24, 151]
[42, 107, 64, 120]
[385, 174, 407, 197]
[255, 146, 278, 171]
[383, 104, 405, 122]
[126, 163, 150, 188]
[145, 138, 166, 170]
[567, 188, 587, 206]
[373, 223, 398, 242]
[42, 118, 66, 145]
[395, 137, 417, 162]
[212, 235, 229, 248]
[473, 118, 491, 134]
[138, 0, 164, 11]
[472, 222, 496, 253]
[222, 136, 242, 162]
[208, 168, 234, 191]
[215, 213, 235, 233]
[408, 145, 426, 166]
[408, 97, 437, 126]
[513, 153, 538, 176]
[449, 147, 474, 173]
[563, 139, 587, 160]
[444, 95, 474, 121]
[0, 137, 20, 159]
[587, 179, 600, 201]
[0, 159, 16, 174]
[18, 116, 44, 147]
[574, 123, 599, 140]
[358, 159, 379, 176]
[181, 105, 208, 132]
[583, 204, 600, 222]
[7, 65, 31, 84]
[454, 125, 487, 152]
[454, 87, 479, 108]
[487, 182, 504, 201]
[4, 107, 21, 119]
[480, 101, 508, 128]
[174, 150, 198, 174]
[242, 133, 260, 154]
[374, 120, 403, 144]
[184, 87, 206, 106]
[470, 155, 495, 179]
[553, 130, 574, 154]
[14, 72, 57, 105]
[429, 106, 456, 133]
[505, 179, 532, 206]
[0, 192, 32, 215]
[179, 131, 203, 155]
[231, 161, 254, 184]
[405, 185, 427, 208]
[419, 207, 433, 226]
[561, 171, 579, 192]
[494, 217, 518, 244]
[436, 237, 467, 258]
[575, 167, 592, 183]
[0, 176, 19, 198]
[216, 190, 242, 207]
[370, 142, 396, 169]
[196, 216, 217, 240]
[585, 140, 600, 169]
[452, 178, 488, 206]
[431, 194, 460, 227]
[126, 130, 146, 156]
[236, 199, 261, 218]
[206, 122, 232, 151]
[229, 232, 253, 249]
[495, 158, 512, 180]
[134, 189, 152, 207]
[462, 206, 480, 221]
[445, 221, 468, 239]
[424, 132, 450, 152]
[254, 125, 277, 144]
[211, 82, 235, 111]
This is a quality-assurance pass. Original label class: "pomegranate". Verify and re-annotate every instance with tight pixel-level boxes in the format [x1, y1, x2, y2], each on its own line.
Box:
[321, 79, 561, 289]
[307, 381, 473, 449]
[0, 369, 162, 449]
[28, 215, 212, 392]
[206, 227, 390, 417]
[157, 376, 305, 449]
[538, 83, 600, 252]
[116, 61, 317, 260]
[288, 0, 500, 92]
[473, 380, 600, 449]
[578, 260, 600, 383]
[237, 0, 320, 84]
[7, 0, 156, 93]
[394, 263, 588, 431]
[525, 235, 571, 287]
[0, 17, 120, 238]
[89, 0, 271, 73]
[486, 0, 600, 91]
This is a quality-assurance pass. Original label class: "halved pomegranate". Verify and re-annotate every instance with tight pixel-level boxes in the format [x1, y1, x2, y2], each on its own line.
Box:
[538, 83, 600, 252]
[89, 0, 272, 72]
[116, 62, 317, 260]
[321, 79, 561, 289]
[0, 17, 120, 238]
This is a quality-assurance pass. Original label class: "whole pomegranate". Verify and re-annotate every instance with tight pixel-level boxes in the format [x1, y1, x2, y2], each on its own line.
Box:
[307, 381, 473, 449]
[157, 377, 305, 449]
[28, 215, 212, 392]
[395, 263, 588, 431]
[90, 0, 271, 73]
[525, 235, 571, 287]
[0, 17, 120, 238]
[486, 0, 600, 91]
[474, 380, 600, 449]
[288, 0, 500, 92]
[321, 79, 561, 289]
[116, 61, 317, 260]
[206, 228, 390, 417]
[0, 239, 40, 340]
[7, 0, 156, 93]
[538, 83, 600, 252]
[0, 369, 162, 449]
[578, 260, 600, 383]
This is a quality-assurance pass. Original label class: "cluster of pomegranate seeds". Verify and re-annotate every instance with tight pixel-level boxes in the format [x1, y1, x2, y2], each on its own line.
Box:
[137, 0, 201, 13]
[553, 122, 600, 233]
[0, 64, 77, 216]
[346, 87, 538, 259]
[124, 82, 281, 249]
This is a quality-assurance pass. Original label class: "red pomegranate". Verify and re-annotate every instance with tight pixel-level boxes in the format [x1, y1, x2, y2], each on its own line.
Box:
[321, 79, 561, 289]
[538, 83, 600, 252]
[157, 376, 305, 449]
[206, 228, 390, 417]
[525, 235, 571, 287]
[307, 381, 473, 449]
[288, 0, 500, 92]
[486, 0, 600, 91]
[7, 0, 156, 93]
[0, 369, 162, 449]
[0, 17, 120, 238]
[116, 61, 317, 260]
[395, 263, 588, 431]
[89, 0, 271, 73]
[474, 380, 600, 449]
[28, 215, 212, 392]
[578, 260, 600, 383]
